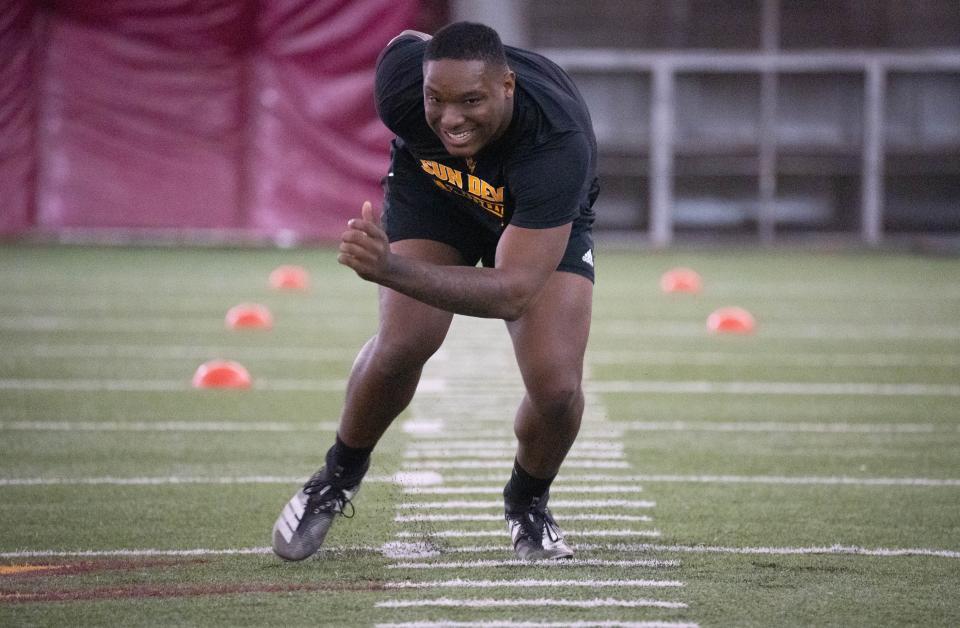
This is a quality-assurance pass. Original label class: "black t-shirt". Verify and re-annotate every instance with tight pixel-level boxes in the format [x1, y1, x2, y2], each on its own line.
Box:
[374, 35, 598, 235]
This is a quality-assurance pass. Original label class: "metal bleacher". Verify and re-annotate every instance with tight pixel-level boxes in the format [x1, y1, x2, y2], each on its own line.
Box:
[469, 0, 960, 245]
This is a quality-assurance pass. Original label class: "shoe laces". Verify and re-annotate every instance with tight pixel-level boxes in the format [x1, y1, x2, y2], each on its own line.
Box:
[511, 498, 562, 544]
[302, 467, 356, 518]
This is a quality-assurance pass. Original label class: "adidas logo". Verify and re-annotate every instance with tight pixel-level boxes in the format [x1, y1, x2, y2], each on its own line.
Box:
[581, 248, 594, 267]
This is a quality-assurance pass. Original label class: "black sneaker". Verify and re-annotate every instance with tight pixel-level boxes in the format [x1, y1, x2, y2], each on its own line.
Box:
[505, 493, 574, 561]
[272, 462, 366, 561]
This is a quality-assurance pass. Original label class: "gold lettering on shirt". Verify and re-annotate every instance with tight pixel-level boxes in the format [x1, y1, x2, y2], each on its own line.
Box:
[420, 159, 504, 219]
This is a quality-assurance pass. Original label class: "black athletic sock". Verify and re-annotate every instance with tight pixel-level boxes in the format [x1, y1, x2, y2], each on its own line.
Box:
[503, 458, 555, 512]
[325, 434, 373, 482]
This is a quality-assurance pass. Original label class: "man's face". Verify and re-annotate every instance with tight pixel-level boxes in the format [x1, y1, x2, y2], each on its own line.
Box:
[423, 58, 515, 158]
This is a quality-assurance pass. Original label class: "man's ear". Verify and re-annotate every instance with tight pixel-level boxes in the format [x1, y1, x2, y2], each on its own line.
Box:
[503, 70, 516, 98]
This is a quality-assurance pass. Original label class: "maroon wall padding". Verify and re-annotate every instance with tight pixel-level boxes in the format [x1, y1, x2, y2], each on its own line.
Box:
[0, 0, 36, 235]
[36, 1, 249, 230]
[1, 0, 420, 239]
[250, 0, 418, 238]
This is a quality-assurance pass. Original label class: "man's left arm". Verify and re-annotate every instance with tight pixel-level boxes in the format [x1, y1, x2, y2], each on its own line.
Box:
[338, 201, 569, 321]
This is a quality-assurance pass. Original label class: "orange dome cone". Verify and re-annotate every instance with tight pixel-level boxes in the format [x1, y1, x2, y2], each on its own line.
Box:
[707, 306, 756, 334]
[225, 303, 273, 330]
[192, 360, 252, 389]
[660, 267, 702, 293]
[269, 265, 309, 291]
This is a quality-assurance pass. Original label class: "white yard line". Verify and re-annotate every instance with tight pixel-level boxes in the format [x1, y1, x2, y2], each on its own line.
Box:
[402, 451, 625, 460]
[376, 622, 698, 628]
[620, 421, 943, 434]
[375, 598, 688, 609]
[607, 475, 960, 487]
[3, 474, 955, 488]
[395, 514, 653, 523]
[383, 578, 684, 589]
[3, 378, 957, 396]
[433, 473, 960, 488]
[394, 530, 662, 539]
[0, 421, 340, 432]
[588, 381, 960, 397]
[588, 349, 960, 368]
[0, 316, 372, 333]
[3, 542, 957, 560]
[402, 461, 631, 470]
[402, 486, 643, 495]
[406, 440, 623, 450]
[5, 315, 959, 338]
[0, 475, 397, 487]
[597, 320, 960, 340]
[11, 342, 959, 368]
[8, 344, 358, 361]
[396, 500, 657, 509]
[0, 379, 349, 392]
[386, 558, 679, 569]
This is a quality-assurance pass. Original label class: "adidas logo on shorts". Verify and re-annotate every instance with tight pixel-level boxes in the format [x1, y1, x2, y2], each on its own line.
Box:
[581, 248, 594, 267]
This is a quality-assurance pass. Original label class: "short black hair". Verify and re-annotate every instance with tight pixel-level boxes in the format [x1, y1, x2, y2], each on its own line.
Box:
[424, 22, 508, 69]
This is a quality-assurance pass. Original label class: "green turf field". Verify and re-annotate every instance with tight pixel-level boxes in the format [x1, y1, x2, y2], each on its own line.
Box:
[1, 242, 958, 627]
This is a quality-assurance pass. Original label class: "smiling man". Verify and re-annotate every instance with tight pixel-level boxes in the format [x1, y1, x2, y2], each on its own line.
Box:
[272, 22, 599, 562]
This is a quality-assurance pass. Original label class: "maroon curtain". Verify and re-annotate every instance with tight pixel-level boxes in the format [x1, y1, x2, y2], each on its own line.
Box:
[250, 0, 418, 238]
[0, 0, 36, 235]
[1, 0, 421, 240]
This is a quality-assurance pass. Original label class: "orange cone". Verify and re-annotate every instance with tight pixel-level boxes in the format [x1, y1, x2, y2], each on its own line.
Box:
[225, 303, 273, 330]
[192, 360, 252, 389]
[269, 265, 309, 291]
[660, 267, 702, 293]
[707, 307, 756, 334]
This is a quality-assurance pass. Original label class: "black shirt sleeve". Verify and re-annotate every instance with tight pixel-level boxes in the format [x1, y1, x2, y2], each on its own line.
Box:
[506, 131, 591, 229]
[374, 36, 426, 137]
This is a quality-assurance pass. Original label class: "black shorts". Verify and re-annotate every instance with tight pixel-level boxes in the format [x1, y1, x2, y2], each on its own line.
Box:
[381, 150, 595, 283]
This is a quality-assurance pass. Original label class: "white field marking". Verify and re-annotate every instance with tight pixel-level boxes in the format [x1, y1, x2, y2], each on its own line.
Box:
[402, 485, 643, 495]
[406, 440, 623, 451]
[0, 378, 349, 392]
[393, 471, 444, 487]
[607, 475, 960, 487]
[383, 578, 684, 589]
[402, 461, 630, 470]
[622, 421, 942, 434]
[5, 420, 949, 435]
[375, 622, 698, 628]
[7, 378, 958, 396]
[588, 381, 960, 397]
[10, 343, 358, 361]
[386, 558, 679, 569]
[394, 514, 653, 523]
[587, 349, 960, 368]
[0, 420, 339, 433]
[438, 473, 960, 488]
[5, 542, 958, 560]
[0, 299, 368, 317]
[0, 547, 274, 558]
[402, 419, 446, 435]
[0, 315, 373, 333]
[394, 530, 662, 539]
[588, 543, 960, 559]
[403, 450, 624, 460]
[0, 474, 398, 487]
[409, 429, 623, 439]
[596, 320, 960, 340]
[6, 474, 957, 488]
[397, 500, 656, 510]
[375, 598, 688, 610]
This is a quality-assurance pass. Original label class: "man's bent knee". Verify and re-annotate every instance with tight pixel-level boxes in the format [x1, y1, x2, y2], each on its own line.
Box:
[524, 379, 584, 422]
[368, 331, 444, 376]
